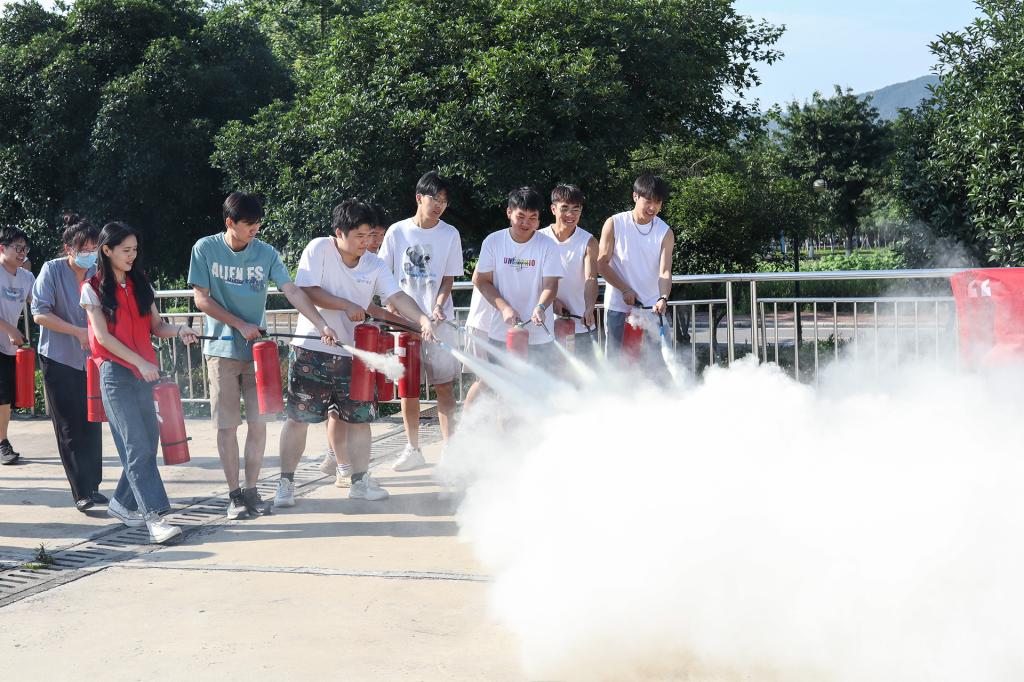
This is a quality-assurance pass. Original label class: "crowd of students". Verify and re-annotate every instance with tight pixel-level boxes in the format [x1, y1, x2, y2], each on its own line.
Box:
[0, 170, 673, 544]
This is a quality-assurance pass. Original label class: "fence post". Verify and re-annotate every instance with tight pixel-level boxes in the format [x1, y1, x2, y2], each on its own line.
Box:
[725, 281, 735, 365]
[749, 280, 759, 363]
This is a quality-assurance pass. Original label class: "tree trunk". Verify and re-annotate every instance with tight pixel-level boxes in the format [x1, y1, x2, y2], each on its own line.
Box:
[845, 224, 855, 256]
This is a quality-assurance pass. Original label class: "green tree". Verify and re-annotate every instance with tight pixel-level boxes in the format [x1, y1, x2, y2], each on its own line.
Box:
[774, 86, 891, 256]
[0, 0, 290, 276]
[897, 0, 1024, 266]
[214, 0, 783, 258]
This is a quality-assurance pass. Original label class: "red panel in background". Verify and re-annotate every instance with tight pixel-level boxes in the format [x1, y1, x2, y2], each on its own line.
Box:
[950, 268, 1024, 367]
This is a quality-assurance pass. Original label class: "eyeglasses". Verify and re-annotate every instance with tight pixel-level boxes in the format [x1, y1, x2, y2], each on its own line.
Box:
[421, 194, 449, 207]
[556, 206, 583, 215]
[5, 244, 29, 255]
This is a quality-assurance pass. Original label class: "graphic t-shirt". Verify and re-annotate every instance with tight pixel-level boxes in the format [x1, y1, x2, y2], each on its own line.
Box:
[292, 238, 402, 357]
[187, 234, 292, 361]
[377, 218, 463, 319]
[0, 266, 34, 356]
[476, 229, 565, 345]
[539, 225, 594, 334]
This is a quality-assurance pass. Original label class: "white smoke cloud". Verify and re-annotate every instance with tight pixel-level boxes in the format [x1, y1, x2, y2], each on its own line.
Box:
[442, 354, 1024, 681]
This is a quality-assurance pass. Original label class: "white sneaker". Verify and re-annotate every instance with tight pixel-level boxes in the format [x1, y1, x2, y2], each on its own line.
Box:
[319, 449, 337, 475]
[393, 444, 425, 472]
[349, 474, 389, 501]
[334, 463, 352, 488]
[226, 496, 248, 520]
[146, 515, 182, 544]
[274, 478, 296, 507]
[107, 498, 146, 528]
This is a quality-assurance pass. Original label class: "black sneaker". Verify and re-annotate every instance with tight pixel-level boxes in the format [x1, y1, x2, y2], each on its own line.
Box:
[226, 493, 249, 520]
[242, 487, 273, 516]
[0, 439, 19, 465]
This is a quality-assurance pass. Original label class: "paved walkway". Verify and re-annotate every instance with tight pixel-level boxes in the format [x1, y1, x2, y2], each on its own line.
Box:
[0, 414, 523, 680]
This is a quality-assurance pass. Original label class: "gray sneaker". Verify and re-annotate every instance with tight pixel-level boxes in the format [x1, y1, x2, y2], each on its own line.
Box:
[226, 495, 248, 520]
[319, 449, 338, 475]
[274, 478, 296, 507]
[107, 498, 146, 528]
[0, 439, 19, 465]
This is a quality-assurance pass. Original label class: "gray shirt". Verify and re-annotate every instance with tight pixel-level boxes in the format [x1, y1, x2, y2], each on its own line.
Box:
[0, 265, 34, 357]
[31, 257, 94, 370]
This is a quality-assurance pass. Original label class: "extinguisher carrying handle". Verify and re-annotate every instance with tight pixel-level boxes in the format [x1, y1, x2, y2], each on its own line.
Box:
[195, 334, 235, 341]
[256, 329, 323, 340]
[365, 315, 421, 337]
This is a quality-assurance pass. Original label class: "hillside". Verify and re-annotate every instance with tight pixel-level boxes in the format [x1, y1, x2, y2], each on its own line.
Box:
[859, 75, 939, 120]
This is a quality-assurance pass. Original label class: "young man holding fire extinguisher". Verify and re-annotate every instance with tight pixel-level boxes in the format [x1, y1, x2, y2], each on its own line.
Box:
[274, 199, 436, 507]
[0, 226, 34, 466]
[188, 192, 339, 521]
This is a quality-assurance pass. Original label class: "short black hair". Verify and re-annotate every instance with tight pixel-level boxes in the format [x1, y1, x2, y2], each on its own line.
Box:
[415, 171, 452, 198]
[223, 192, 264, 224]
[507, 187, 545, 213]
[551, 184, 585, 206]
[0, 225, 29, 248]
[331, 199, 376, 236]
[370, 203, 389, 229]
[633, 173, 670, 202]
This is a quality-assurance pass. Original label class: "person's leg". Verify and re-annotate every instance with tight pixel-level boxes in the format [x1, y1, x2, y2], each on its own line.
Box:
[41, 357, 89, 502]
[605, 310, 627, 358]
[238, 360, 270, 488]
[275, 347, 330, 507]
[63, 363, 104, 497]
[435, 382, 456, 441]
[100, 363, 171, 517]
[208, 357, 243, 491]
[278, 419, 308, 478]
[0, 352, 14, 462]
[399, 395, 420, 448]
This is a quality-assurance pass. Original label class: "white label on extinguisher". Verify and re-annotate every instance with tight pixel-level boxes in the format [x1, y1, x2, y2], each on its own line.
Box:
[395, 346, 407, 358]
[154, 400, 163, 423]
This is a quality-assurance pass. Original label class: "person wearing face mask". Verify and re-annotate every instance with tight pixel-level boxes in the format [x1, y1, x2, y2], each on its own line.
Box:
[31, 214, 105, 510]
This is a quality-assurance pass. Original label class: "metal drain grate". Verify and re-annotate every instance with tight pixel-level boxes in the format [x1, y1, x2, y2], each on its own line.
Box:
[0, 422, 439, 607]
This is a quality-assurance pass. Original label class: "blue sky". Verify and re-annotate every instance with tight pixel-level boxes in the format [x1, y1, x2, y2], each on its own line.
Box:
[733, 0, 982, 107]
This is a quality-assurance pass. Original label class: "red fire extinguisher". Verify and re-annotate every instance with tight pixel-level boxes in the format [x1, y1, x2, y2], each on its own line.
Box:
[397, 332, 421, 399]
[554, 317, 576, 354]
[153, 379, 190, 465]
[622, 316, 644, 361]
[86, 357, 106, 422]
[350, 323, 380, 402]
[14, 346, 35, 409]
[376, 332, 395, 402]
[252, 340, 284, 415]
[506, 326, 529, 358]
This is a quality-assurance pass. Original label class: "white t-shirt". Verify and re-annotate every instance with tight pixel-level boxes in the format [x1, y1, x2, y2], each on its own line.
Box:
[465, 288, 494, 333]
[476, 229, 565, 345]
[377, 217, 463, 319]
[292, 238, 402, 357]
[603, 211, 671, 313]
[0, 267, 34, 356]
[539, 225, 594, 334]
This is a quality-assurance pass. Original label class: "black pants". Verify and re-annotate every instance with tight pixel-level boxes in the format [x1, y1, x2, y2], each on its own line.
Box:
[41, 356, 103, 501]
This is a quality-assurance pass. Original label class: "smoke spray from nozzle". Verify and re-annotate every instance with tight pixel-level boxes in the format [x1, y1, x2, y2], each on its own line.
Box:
[442, 346, 1024, 681]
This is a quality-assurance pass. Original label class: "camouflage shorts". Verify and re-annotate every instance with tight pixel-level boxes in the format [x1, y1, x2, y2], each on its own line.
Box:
[285, 347, 376, 425]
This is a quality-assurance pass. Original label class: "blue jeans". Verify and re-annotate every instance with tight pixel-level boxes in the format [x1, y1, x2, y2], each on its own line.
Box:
[100, 362, 170, 516]
[574, 330, 600, 363]
[604, 310, 671, 378]
[604, 310, 628, 356]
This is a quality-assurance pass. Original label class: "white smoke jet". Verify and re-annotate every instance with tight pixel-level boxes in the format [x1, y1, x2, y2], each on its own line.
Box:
[445, 354, 1024, 681]
[341, 344, 404, 382]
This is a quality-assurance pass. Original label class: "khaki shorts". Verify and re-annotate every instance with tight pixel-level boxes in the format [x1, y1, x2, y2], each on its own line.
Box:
[207, 356, 276, 429]
[422, 322, 461, 385]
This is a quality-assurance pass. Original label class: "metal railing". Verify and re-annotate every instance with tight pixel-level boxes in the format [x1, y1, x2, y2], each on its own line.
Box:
[21, 268, 971, 415]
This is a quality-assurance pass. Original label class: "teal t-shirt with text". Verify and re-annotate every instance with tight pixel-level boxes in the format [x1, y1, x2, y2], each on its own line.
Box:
[187, 234, 292, 361]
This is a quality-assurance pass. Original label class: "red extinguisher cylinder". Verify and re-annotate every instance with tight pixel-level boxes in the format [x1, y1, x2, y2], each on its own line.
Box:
[376, 332, 395, 402]
[622, 318, 644, 360]
[397, 332, 421, 399]
[506, 326, 529, 358]
[350, 323, 380, 402]
[554, 317, 576, 353]
[153, 380, 190, 465]
[86, 357, 107, 422]
[14, 346, 35, 409]
[252, 340, 284, 415]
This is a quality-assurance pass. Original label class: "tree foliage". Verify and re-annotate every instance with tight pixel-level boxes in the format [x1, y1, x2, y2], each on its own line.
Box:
[213, 0, 782, 259]
[896, 0, 1024, 266]
[0, 0, 290, 275]
[773, 86, 891, 256]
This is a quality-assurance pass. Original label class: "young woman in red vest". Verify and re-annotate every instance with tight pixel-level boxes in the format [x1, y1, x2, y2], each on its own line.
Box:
[80, 222, 198, 544]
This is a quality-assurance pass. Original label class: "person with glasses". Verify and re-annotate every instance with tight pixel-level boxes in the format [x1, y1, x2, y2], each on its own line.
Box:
[30, 214, 105, 508]
[540, 184, 600, 361]
[376, 171, 464, 471]
[0, 225, 34, 466]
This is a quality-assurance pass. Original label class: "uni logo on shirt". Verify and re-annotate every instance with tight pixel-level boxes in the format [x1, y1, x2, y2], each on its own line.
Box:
[503, 257, 536, 272]
[211, 263, 266, 289]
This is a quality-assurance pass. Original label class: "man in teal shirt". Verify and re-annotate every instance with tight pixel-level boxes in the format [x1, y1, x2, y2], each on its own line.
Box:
[189, 192, 338, 520]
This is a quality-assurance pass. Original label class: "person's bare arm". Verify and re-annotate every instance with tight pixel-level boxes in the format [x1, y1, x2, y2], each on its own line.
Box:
[0, 319, 24, 347]
[280, 282, 338, 344]
[193, 285, 262, 341]
[300, 286, 364, 323]
[531, 277, 560, 326]
[596, 217, 636, 305]
[473, 269, 518, 325]
[384, 291, 436, 341]
[583, 236, 599, 327]
[432, 275, 456, 321]
[654, 230, 675, 315]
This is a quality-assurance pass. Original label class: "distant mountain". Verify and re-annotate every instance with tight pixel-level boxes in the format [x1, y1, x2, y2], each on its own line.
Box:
[858, 75, 939, 120]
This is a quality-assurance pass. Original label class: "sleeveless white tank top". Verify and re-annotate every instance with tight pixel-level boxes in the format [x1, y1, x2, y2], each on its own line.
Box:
[603, 211, 670, 313]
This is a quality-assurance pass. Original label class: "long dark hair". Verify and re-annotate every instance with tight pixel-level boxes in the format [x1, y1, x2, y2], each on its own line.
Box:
[93, 222, 154, 323]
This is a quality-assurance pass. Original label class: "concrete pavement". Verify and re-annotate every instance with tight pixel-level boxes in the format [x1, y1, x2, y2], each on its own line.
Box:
[0, 414, 523, 680]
